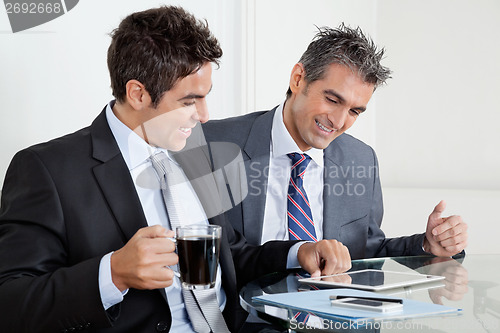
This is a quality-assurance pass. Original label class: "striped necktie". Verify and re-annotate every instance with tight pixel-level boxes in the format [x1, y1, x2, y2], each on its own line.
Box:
[286, 153, 318, 324]
[150, 152, 229, 333]
[287, 153, 317, 242]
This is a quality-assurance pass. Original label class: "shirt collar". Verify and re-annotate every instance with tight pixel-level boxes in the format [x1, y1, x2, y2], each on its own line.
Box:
[271, 101, 324, 167]
[105, 101, 170, 170]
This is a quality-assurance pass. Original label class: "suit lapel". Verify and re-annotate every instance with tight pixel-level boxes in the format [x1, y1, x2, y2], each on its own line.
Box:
[241, 109, 275, 244]
[173, 147, 237, 298]
[322, 135, 358, 240]
[322, 144, 343, 240]
[172, 144, 227, 220]
[90, 110, 148, 241]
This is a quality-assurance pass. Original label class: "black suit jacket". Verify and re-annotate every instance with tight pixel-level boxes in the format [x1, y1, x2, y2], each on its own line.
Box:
[202, 107, 428, 259]
[0, 107, 296, 333]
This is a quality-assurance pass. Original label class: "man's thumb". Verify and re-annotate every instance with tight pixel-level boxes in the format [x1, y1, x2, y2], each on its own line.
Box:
[431, 200, 447, 219]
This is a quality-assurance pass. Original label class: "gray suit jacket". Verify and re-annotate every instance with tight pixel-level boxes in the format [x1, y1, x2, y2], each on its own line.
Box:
[202, 107, 427, 259]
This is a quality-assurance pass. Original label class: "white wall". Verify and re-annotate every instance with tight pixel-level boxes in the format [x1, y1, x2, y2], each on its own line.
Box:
[375, 0, 500, 191]
[374, 0, 500, 254]
[0, 0, 242, 185]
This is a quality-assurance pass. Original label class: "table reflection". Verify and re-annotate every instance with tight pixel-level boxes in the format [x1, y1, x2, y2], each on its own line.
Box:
[240, 254, 500, 332]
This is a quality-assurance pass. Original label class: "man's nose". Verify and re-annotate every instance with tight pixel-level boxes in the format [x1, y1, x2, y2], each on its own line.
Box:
[193, 99, 209, 123]
[328, 108, 348, 130]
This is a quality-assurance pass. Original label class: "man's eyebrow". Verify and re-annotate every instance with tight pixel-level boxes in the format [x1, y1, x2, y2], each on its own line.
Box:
[324, 89, 367, 113]
[178, 85, 213, 101]
[324, 89, 345, 103]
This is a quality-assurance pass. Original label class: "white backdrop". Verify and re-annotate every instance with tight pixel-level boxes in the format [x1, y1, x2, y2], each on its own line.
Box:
[0, 0, 242, 184]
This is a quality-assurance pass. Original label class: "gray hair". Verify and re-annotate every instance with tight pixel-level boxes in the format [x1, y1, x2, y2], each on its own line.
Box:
[287, 24, 392, 98]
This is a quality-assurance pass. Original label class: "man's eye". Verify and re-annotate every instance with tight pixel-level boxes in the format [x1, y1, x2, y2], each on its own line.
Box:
[326, 97, 338, 104]
[183, 101, 195, 107]
[350, 109, 360, 116]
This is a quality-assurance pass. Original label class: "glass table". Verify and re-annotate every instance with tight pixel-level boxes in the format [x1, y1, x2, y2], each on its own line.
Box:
[240, 254, 500, 332]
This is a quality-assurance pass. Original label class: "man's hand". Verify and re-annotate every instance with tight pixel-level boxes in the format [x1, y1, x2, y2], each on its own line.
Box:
[424, 200, 468, 257]
[110, 225, 178, 291]
[297, 239, 351, 277]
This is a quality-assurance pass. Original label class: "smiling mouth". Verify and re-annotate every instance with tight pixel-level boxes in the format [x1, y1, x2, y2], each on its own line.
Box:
[179, 127, 192, 133]
[315, 120, 334, 133]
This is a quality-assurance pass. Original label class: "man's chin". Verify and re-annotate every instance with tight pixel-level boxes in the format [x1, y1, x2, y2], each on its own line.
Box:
[153, 140, 187, 152]
[319, 133, 343, 148]
[168, 143, 187, 152]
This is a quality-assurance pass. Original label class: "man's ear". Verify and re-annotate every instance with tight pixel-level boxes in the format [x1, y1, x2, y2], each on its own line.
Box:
[289, 63, 306, 95]
[125, 80, 152, 110]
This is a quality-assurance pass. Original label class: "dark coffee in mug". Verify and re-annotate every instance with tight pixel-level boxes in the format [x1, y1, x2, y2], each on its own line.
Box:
[177, 235, 221, 287]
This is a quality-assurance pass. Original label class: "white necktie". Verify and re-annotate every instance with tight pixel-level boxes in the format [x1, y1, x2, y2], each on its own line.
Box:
[150, 152, 229, 333]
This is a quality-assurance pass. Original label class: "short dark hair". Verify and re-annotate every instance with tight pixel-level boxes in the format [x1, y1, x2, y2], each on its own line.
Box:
[107, 6, 223, 107]
[287, 24, 391, 98]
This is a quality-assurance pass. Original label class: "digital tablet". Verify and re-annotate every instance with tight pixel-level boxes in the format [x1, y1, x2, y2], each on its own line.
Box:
[298, 269, 445, 291]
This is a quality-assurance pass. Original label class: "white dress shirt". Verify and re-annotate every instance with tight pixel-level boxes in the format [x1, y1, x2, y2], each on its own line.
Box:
[98, 102, 225, 332]
[261, 102, 325, 243]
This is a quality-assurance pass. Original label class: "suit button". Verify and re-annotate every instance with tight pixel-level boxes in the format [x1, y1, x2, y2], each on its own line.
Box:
[156, 321, 169, 332]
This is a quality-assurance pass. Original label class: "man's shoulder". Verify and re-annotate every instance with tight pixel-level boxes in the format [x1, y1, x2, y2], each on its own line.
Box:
[327, 133, 377, 163]
[22, 109, 108, 162]
[13, 125, 94, 171]
[203, 110, 269, 130]
[202, 110, 272, 144]
[28, 126, 92, 155]
[335, 133, 373, 150]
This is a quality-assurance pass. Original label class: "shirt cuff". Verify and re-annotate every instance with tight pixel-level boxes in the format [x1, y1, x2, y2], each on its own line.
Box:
[286, 241, 309, 269]
[99, 252, 128, 310]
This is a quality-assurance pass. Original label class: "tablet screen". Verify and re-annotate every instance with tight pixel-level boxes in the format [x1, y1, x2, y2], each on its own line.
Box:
[298, 269, 445, 291]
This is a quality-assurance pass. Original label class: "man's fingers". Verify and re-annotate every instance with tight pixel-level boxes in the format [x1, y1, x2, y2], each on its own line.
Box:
[432, 215, 465, 237]
[136, 225, 171, 239]
[156, 252, 179, 267]
[320, 241, 351, 275]
[322, 274, 352, 284]
[444, 241, 467, 254]
[133, 265, 177, 290]
[136, 237, 177, 256]
[310, 269, 321, 278]
[426, 208, 468, 256]
[297, 240, 351, 276]
[437, 231, 468, 248]
[435, 227, 467, 244]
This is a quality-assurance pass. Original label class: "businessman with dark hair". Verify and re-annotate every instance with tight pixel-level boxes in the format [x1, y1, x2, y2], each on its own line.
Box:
[0, 7, 347, 333]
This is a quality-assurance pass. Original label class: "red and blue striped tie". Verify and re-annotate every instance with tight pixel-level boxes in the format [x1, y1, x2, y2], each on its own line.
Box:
[287, 153, 317, 242]
[287, 153, 317, 324]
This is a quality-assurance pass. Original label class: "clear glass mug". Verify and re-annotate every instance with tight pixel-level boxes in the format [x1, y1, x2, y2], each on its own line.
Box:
[176, 224, 222, 290]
